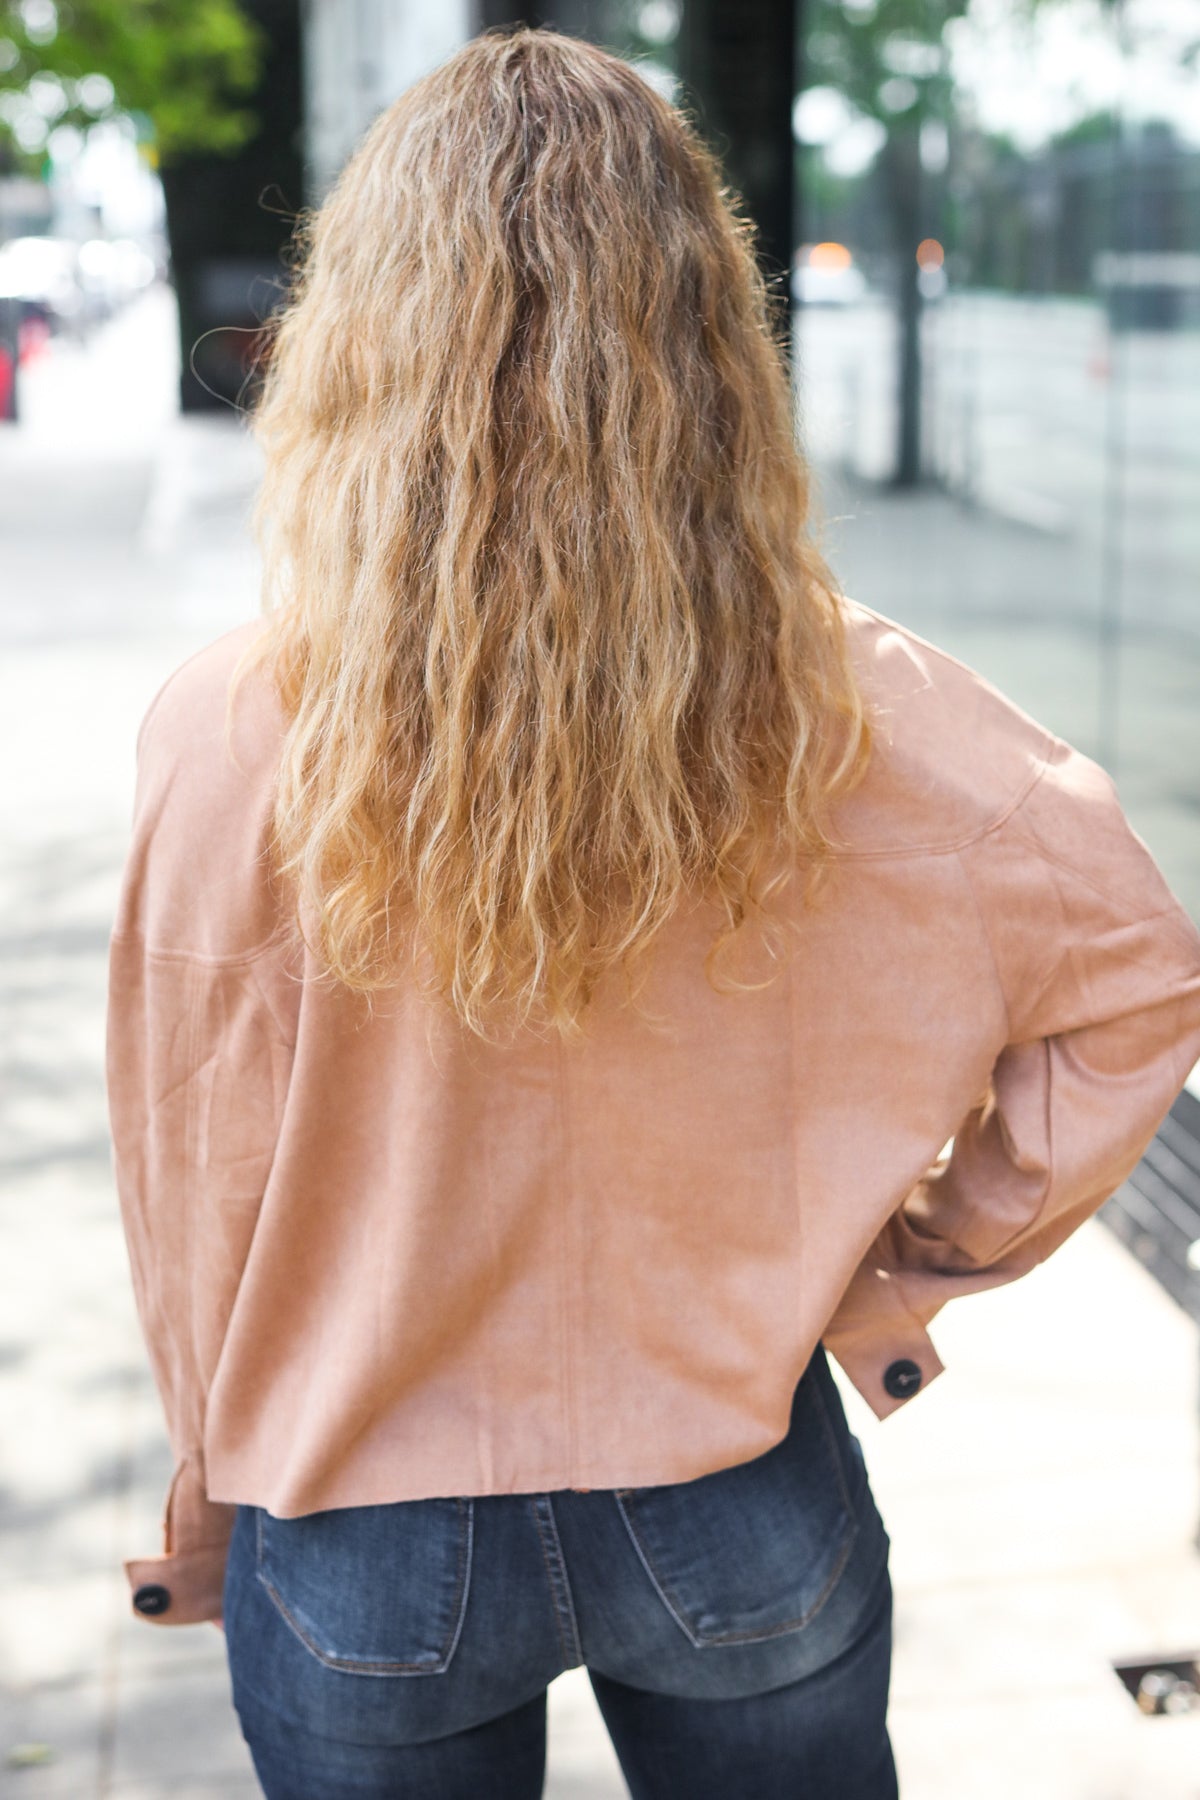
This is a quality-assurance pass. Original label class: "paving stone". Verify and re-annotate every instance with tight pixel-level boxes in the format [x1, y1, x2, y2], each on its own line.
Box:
[888, 1689, 1200, 1800]
[545, 1669, 629, 1798]
[0, 1673, 105, 1800]
[108, 1661, 256, 1793]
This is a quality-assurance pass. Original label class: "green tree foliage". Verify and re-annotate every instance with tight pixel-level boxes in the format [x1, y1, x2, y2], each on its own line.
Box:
[0, 0, 263, 162]
[806, 0, 963, 129]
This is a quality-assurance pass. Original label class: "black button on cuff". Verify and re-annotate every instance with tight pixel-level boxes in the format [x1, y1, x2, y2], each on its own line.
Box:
[133, 1582, 172, 1617]
[883, 1357, 923, 1401]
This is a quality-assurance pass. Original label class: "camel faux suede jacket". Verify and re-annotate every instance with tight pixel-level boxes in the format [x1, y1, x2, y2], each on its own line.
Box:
[106, 598, 1200, 1626]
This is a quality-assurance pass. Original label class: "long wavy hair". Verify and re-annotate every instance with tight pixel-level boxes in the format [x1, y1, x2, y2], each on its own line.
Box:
[237, 26, 872, 1043]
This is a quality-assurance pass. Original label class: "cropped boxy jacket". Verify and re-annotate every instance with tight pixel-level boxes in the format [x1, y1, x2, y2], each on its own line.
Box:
[105, 599, 1200, 1625]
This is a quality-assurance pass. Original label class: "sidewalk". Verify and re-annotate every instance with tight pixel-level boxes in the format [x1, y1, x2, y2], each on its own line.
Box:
[2, 295, 1198, 1797]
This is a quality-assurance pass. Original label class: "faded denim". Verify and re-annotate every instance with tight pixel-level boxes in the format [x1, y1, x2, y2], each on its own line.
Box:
[223, 1342, 899, 1798]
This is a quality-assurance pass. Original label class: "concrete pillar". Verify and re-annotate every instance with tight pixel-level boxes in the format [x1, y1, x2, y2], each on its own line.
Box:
[303, 0, 475, 200]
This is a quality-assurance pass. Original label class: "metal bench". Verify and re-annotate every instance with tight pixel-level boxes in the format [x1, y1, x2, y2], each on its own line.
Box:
[1101, 1086, 1200, 1318]
[1099, 1084, 1200, 1550]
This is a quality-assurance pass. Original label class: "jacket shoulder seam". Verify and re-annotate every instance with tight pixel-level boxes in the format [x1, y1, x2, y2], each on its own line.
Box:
[108, 927, 296, 971]
[831, 745, 1053, 862]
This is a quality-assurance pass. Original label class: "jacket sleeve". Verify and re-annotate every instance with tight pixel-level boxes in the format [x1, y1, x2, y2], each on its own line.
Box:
[830, 734, 1200, 1420]
[106, 678, 297, 1625]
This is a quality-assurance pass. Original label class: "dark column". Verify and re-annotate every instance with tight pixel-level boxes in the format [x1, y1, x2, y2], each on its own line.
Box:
[160, 0, 303, 412]
[881, 119, 923, 487]
[475, 2, 631, 43]
[677, 0, 798, 311]
[475, 1, 554, 25]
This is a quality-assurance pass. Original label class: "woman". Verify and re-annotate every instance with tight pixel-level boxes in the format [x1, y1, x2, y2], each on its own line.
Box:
[106, 27, 1200, 1800]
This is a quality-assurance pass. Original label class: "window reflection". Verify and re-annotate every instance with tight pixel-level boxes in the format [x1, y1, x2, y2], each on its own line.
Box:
[793, 0, 1200, 919]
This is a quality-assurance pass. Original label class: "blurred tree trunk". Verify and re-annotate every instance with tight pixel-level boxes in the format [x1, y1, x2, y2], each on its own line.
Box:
[882, 117, 922, 488]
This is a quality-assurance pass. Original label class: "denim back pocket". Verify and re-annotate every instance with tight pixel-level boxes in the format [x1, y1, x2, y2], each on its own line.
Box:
[614, 1352, 859, 1648]
[255, 1498, 474, 1675]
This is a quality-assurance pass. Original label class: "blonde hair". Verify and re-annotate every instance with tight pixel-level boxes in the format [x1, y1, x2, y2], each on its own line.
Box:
[238, 26, 871, 1043]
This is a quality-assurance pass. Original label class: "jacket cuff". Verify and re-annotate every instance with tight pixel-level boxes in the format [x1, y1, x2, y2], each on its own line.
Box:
[822, 1263, 947, 1420]
[125, 1545, 229, 1625]
[125, 1454, 236, 1625]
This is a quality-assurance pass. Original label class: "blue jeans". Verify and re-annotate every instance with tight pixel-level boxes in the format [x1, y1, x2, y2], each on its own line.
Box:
[223, 1341, 898, 1798]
